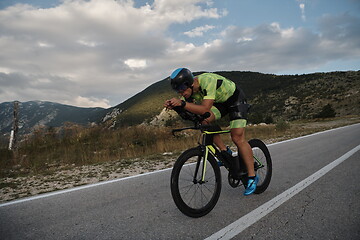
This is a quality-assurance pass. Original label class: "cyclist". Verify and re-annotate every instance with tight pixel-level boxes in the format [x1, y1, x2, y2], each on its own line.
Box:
[164, 68, 258, 196]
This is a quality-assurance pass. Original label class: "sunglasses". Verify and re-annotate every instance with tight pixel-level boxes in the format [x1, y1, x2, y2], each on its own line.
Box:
[175, 84, 189, 93]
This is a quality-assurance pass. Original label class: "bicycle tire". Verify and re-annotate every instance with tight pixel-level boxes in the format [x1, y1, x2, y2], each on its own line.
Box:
[249, 139, 272, 194]
[170, 147, 222, 218]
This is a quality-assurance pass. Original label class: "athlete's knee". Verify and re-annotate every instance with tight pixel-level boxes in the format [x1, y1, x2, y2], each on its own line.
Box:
[232, 136, 246, 146]
[231, 130, 246, 145]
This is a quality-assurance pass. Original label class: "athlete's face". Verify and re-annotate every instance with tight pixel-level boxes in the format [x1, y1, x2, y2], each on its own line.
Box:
[178, 87, 192, 98]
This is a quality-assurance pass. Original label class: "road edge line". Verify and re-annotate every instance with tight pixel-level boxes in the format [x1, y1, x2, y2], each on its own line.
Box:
[204, 144, 360, 240]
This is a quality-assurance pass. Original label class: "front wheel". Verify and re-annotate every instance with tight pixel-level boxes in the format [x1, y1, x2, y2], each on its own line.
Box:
[249, 139, 272, 194]
[170, 147, 222, 218]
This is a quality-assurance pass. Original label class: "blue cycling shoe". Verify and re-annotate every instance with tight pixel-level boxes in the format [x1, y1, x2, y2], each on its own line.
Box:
[244, 175, 259, 196]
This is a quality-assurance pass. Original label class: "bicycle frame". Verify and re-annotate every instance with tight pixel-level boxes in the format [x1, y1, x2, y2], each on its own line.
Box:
[199, 129, 265, 181]
[198, 129, 231, 182]
[172, 124, 265, 184]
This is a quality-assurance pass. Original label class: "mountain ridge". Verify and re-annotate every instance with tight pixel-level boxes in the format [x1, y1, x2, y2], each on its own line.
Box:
[1, 70, 359, 135]
[0, 101, 106, 135]
[107, 70, 360, 126]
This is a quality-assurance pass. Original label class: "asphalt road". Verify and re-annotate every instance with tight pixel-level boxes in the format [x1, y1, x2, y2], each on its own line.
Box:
[1, 124, 359, 240]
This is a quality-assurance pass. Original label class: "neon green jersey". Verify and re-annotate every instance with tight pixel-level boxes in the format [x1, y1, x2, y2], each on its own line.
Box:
[191, 73, 236, 103]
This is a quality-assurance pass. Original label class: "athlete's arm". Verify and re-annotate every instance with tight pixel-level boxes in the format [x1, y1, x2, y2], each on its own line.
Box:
[184, 99, 213, 115]
[166, 98, 214, 115]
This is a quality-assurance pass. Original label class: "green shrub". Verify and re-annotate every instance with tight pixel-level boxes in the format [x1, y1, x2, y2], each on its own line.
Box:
[313, 104, 336, 118]
[275, 119, 290, 131]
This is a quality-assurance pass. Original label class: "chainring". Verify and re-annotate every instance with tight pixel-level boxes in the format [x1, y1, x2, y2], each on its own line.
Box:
[228, 172, 241, 188]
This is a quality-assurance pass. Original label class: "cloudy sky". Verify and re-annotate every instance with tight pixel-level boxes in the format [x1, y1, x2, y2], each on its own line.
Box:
[0, 0, 359, 108]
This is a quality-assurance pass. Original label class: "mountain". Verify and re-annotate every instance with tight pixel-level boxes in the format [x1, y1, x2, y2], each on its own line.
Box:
[103, 70, 360, 126]
[101, 78, 174, 127]
[2, 70, 359, 135]
[0, 101, 106, 135]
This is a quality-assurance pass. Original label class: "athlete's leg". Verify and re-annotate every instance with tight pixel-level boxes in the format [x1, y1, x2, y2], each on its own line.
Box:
[213, 135, 227, 151]
[230, 127, 255, 177]
[202, 111, 227, 151]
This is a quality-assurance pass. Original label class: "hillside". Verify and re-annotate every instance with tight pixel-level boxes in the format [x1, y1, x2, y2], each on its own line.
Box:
[0, 101, 106, 135]
[102, 79, 174, 126]
[104, 70, 360, 126]
[1, 71, 359, 135]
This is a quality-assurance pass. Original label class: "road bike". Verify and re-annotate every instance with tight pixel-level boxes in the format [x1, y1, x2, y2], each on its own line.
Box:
[170, 112, 272, 218]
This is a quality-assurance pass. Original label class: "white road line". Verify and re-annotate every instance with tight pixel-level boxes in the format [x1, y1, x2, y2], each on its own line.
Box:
[204, 144, 360, 240]
[0, 123, 358, 208]
[268, 123, 360, 146]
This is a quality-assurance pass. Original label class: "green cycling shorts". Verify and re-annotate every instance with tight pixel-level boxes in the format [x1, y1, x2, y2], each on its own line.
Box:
[211, 105, 247, 128]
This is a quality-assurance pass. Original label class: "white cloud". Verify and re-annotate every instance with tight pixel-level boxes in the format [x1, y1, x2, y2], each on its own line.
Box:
[152, 0, 224, 23]
[300, 3, 306, 21]
[0, 0, 223, 105]
[197, 18, 360, 72]
[0, 67, 12, 74]
[0, 0, 359, 108]
[184, 25, 215, 37]
[0, 0, 224, 107]
[65, 96, 111, 108]
[297, 0, 306, 21]
[77, 39, 102, 47]
[124, 59, 147, 69]
[299, 3, 305, 10]
[236, 37, 252, 43]
[170, 43, 196, 53]
[203, 39, 222, 48]
[37, 41, 54, 48]
[281, 27, 295, 38]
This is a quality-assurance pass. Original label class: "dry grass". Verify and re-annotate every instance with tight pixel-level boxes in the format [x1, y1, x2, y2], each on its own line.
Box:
[0, 123, 198, 177]
[1, 116, 359, 178]
[0, 116, 359, 202]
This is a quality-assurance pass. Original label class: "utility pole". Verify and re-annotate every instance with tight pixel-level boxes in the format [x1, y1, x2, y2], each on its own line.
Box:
[8, 101, 19, 151]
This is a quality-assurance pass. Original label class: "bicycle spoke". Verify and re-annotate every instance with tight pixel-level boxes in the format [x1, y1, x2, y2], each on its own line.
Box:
[178, 183, 196, 191]
[185, 185, 198, 207]
[199, 186, 211, 207]
[178, 159, 217, 209]
[185, 184, 213, 209]
[202, 183, 216, 195]
[180, 183, 196, 199]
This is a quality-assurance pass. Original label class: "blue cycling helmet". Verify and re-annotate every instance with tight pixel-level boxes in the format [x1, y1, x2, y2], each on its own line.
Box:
[170, 68, 194, 92]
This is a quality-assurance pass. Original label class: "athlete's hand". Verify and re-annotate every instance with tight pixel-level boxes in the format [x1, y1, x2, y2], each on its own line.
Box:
[164, 100, 173, 109]
[164, 98, 182, 109]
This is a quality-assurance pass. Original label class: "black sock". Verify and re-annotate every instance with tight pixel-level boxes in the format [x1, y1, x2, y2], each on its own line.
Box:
[248, 176, 256, 180]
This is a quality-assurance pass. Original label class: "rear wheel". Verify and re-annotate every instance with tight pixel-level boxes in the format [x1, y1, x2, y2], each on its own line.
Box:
[249, 139, 272, 194]
[170, 147, 222, 218]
